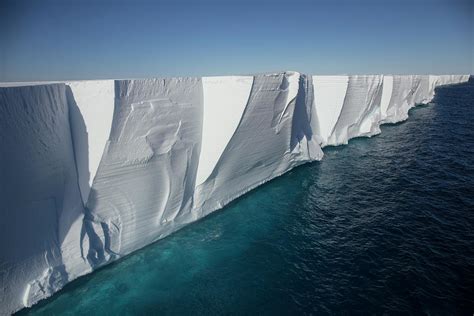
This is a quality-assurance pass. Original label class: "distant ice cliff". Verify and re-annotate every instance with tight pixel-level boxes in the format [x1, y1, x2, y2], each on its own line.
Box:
[0, 73, 469, 315]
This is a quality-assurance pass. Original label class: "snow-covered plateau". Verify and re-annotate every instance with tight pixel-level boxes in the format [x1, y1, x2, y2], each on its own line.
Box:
[0, 73, 470, 315]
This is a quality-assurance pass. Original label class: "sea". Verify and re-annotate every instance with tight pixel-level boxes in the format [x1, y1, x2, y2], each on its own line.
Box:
[20, 79, 474, 315]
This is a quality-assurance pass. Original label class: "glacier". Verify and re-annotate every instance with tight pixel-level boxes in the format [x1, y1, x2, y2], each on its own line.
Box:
[0, 73, 470, 315]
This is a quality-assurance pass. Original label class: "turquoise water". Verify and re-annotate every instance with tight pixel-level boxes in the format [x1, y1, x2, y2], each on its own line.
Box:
[20, 81, 474, 315]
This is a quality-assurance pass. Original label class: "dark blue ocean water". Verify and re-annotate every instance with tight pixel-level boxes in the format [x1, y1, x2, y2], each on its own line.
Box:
[20, 81, 474, 315]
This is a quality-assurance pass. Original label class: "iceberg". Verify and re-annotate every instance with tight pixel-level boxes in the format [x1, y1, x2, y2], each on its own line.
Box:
[0, 73, 470, 315]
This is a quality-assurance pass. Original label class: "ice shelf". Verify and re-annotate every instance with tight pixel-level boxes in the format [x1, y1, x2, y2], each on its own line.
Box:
[0, 73, 470, 315]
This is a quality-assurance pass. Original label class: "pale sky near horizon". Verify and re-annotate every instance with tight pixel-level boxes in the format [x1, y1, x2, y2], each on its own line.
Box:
[0, 0, 472, 81]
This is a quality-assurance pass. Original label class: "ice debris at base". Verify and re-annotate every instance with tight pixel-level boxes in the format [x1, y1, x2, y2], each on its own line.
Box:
[0, 73, 470, 315]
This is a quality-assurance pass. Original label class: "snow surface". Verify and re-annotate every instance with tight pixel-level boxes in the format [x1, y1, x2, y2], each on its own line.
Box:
[0, 73, 470, 315]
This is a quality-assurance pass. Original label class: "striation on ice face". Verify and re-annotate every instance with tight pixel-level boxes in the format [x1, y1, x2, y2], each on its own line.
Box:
[67, 80, 114, 203]
[84, 72, 324, 267]
[326, 75, 383, 146]
[312, 75, 349, 146]
[434, 75, 471, 88]
[194, 72, 323, 217]
[380, 75, 394, 121]
[197, 76, 253, 186]
[0, 73, 470, 315]
[382, 75, 424, 124]
[84, 78, 203, 261]
[411, 75, 431, 105]
[0, 84, 86, 314]
[0, 80, 116, 204]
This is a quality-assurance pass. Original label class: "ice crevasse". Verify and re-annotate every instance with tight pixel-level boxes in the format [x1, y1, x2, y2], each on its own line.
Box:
[0, 73, 470, 315]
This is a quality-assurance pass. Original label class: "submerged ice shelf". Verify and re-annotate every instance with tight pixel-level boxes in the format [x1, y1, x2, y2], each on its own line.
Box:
[0, 73, 470, 315]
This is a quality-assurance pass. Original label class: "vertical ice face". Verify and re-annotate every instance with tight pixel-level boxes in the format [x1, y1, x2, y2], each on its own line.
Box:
[0, 73, 470, 315]
[382, 75, 417, 124]
[292, 74, 323, 161]
[380, 75, 394, 121]
[382, 75, 436, 124]
[81, 72, 324, 267]
[67, 80, 115, 203]
[312, 75, 349, 146]
[411, 75, 431, 105]
[84, 78, 203, 263]
[194, 72, 323, 217]
[308, 74, 467, 147]
[0, 84, 85, 313]
[196, 76, 253, 187]
[428, 75, 440, 102]
[434, 75, 471, 87]
[326, 75, 384, 146]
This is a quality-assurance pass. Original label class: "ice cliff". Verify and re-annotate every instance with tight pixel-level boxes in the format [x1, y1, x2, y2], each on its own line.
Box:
[0, 73, 470, 315]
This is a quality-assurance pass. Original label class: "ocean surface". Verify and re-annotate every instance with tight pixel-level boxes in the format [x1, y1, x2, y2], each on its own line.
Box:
[20, 81, 474, 315]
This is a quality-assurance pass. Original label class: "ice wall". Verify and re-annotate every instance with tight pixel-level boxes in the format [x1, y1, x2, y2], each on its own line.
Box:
[85, 78, 204, 261]
[0, 84, 86, 314]
[0, 73, 470, 315]
[67, 81, 114, 203]
[194, 73, 323, 218]
[325, 75, 384, 146]
[312, 75, 349, 146]
[312, 74, 470, 146]
[197, 76, 253, 186]
[84, 72, 323, 267]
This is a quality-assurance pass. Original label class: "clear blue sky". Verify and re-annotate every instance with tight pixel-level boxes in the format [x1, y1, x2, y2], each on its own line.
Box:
[0, 0, 472, 81]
